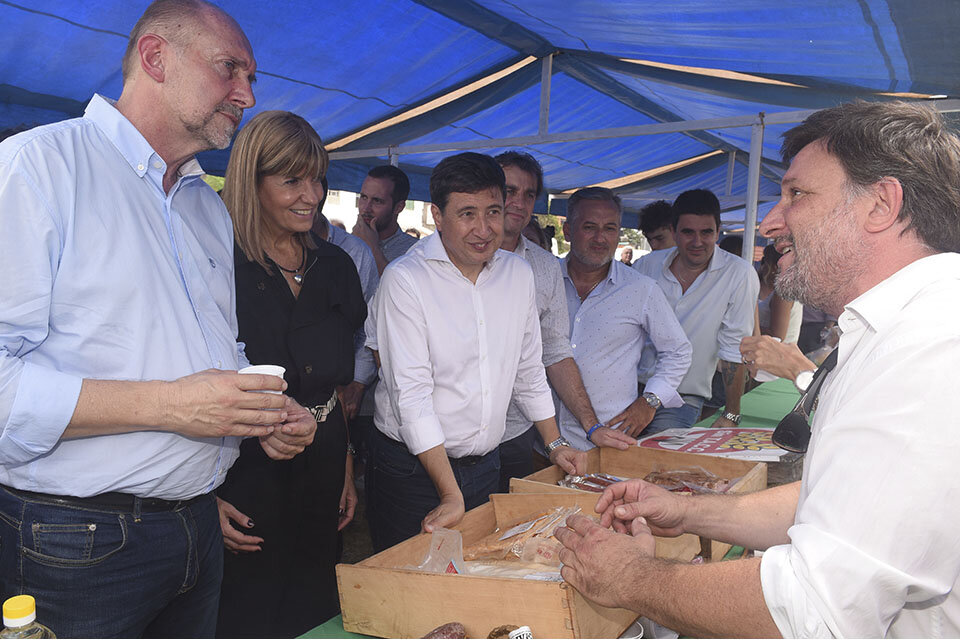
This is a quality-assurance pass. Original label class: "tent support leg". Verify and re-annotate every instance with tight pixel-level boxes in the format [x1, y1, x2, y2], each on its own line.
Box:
[539, 54, 553, 136]
[743, 116, 765, 261]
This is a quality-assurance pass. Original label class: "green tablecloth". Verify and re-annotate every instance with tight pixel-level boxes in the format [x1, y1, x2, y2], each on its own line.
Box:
[694, 377, 800, 429]
[301, 615, 366, 639]
[303, 381, 798, 639]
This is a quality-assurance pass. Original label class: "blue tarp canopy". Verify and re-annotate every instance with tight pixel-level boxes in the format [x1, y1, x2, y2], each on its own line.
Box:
[3, 0, 959, 227]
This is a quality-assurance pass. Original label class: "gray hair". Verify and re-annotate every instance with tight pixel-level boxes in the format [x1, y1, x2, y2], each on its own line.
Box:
[122, 0, 221, 81]
[567, 186, 622, 225]
[782, 100, 960, 253]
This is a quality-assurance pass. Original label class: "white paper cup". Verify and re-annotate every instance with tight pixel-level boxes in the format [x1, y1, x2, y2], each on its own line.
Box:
[239, 364, 286, 394]
[753, 337, 780, 382]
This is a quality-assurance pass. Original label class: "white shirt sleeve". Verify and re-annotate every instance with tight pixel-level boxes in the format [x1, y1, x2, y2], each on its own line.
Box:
[512, 273, 556, 423]
[538, 255, 574, 368]
[717, 263, 760, 363]
[639, 282, 691, 408]
[760, 334, 960, 638]
[372, 266, 445, 455]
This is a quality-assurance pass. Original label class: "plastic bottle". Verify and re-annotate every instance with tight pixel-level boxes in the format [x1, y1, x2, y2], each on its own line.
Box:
[1, 596, 55, 639]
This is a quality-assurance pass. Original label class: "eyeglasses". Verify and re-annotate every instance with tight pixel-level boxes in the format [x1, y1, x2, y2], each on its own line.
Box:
[772, 348, 839, 453]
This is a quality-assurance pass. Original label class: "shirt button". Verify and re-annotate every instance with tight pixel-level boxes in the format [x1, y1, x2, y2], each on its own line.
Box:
[576, 318, 581, 323]
[153, 161, 162, 169]
[572, 343, 577, 349]
[137, 163, 144, 171]
[217, 361, 222, 368]
[304, 365, 313, 374]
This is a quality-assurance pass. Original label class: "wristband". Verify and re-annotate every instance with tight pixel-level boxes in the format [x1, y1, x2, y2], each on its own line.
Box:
[586, 422, 604, 442]
[721, 411, 741, 425]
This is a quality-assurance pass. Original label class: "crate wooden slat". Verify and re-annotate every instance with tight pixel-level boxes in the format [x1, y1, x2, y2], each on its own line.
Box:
[337, 491, 701, 638]
[509, 446, 767, 560]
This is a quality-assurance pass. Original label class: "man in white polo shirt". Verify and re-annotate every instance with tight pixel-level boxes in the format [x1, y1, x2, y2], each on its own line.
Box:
[365, 152, 585, 551]
[633, 189, 758, 432]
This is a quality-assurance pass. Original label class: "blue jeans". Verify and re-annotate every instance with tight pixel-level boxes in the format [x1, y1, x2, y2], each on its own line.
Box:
[640, 396, 706, 437]
[497, 426, 538, 493]
[366, 430, 500, 553]
[0, 486, 223, 638]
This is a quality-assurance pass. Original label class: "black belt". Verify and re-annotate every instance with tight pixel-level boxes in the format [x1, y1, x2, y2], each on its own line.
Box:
[374, 429, 496, 467]
[1, 484, 208, 513]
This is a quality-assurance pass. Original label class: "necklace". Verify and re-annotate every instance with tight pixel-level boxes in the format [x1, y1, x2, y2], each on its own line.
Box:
[672, 262, 706, 288]
[579, 277, 604, 301]
[272, 246, 306, 285]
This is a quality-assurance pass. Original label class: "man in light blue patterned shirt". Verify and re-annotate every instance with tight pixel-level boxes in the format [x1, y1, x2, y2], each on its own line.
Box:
[558, 188, 692, 450]
[0, 1, 315, 636]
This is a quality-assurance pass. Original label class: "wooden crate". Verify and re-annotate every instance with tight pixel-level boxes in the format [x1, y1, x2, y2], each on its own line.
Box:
[336, 492, 701, 639]
[510, 446, 767, 560]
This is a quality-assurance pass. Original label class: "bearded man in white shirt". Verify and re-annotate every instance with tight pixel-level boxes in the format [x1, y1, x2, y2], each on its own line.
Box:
[365, 152, 586, 552]
[555, 100, 960, 638]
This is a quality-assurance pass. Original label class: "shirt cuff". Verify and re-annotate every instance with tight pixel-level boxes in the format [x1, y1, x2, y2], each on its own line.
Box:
[516, 391, 556, 424]
[1, 362, 82, 464]
[398, 414, 445, 456]
[353, 347, 378, 386]
[717, 345, 744, 364]
[760, 543, 833, 639]
[541, 343, 574, 369]
[642, 378, 684, 409]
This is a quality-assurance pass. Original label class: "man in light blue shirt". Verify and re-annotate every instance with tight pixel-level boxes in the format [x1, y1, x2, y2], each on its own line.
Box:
[557, 188, 692, 450]
[0, 1, 315, 636]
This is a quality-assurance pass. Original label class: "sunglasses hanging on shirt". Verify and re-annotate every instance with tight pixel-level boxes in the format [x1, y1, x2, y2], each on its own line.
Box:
[772, 348, 839, 453]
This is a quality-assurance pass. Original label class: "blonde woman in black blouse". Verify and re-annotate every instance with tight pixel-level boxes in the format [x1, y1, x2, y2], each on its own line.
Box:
[217, 111, 366, 637]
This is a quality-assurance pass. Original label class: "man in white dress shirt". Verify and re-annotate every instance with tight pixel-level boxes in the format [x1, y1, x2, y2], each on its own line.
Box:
[556, 100, 960, 637]
[495, 152, 634, 492]
[557, 187, 692, 449]
[365, 152, 585, 551]
[634, 189, 759, 431]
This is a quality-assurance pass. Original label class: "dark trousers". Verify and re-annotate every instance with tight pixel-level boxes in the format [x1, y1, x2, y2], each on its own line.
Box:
[365, 430, 500, 553]
[497, 426, 538, 493]
[0, 486, 222, 638]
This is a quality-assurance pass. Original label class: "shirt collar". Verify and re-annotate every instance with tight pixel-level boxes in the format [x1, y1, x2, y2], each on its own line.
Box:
[842, 252, 960, 334]
[380, 226, 404, 246]
[660, 245, 727, 280]
[421, 229, 504, 273]
[560, 254, 616, 284]
[510, 235, 530, 257]
[83, 93, 204, 182]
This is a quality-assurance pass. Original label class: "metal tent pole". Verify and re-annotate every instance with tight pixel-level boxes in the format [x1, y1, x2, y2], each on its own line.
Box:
[539, 54, 553, 136]
[742, 115, 765, 262]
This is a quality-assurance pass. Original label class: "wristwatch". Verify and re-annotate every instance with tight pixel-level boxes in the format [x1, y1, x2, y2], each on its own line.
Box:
[794, 370, 815, 393]
[642, 392, 662, 410]
[545, 436, 572, 454]
[721, 411, 741, 425]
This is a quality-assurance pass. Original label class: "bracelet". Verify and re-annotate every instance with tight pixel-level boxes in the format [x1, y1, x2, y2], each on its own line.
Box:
[346, 442, 358, 457]
[585, 422, 604, 442]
